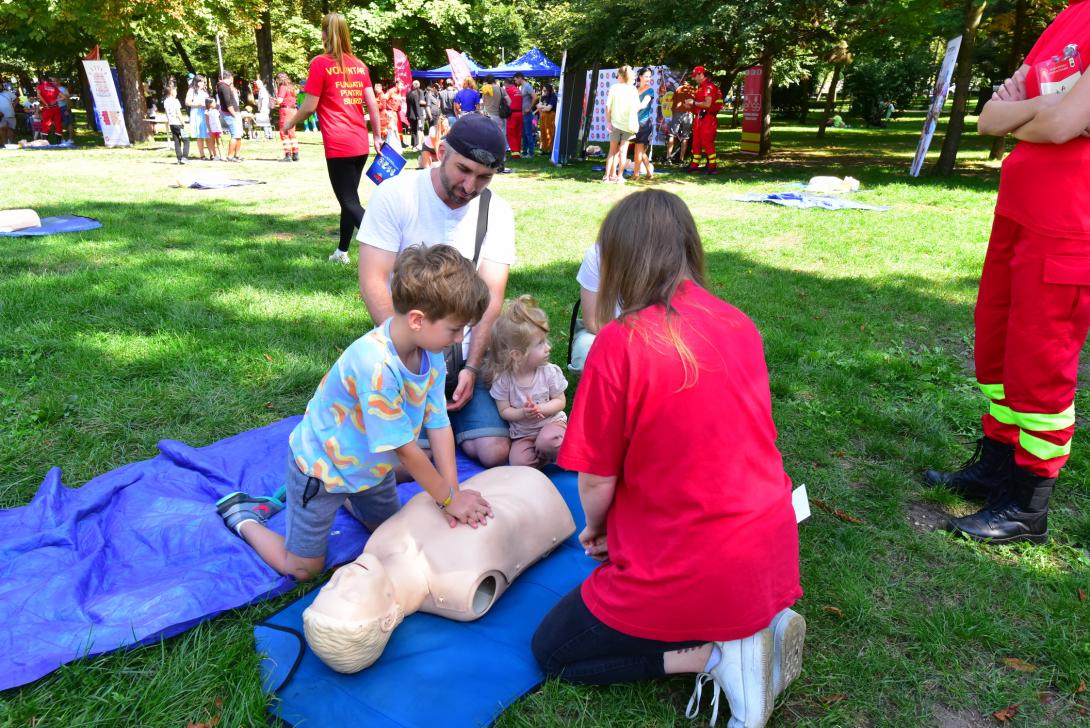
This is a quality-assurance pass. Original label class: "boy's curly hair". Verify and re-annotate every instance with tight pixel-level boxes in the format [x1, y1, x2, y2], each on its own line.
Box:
[490, 295, 549, 376]
[390, 244, 490, 325]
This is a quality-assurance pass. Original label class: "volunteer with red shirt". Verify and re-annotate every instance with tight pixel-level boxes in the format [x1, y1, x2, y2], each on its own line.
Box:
[532, 189, 805, 728]
[36, 77, 65, 142]
[685, 66, 723, 174]
[927, 0, 1090, 545]
[283, 12, 384, 265]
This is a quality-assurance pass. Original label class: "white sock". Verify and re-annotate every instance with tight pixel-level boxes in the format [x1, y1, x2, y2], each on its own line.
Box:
[703, 644, 721, 673]
[235, 517, 257, 538]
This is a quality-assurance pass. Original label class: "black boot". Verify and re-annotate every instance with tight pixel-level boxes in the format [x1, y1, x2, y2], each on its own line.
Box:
[924, 437, 1012, 502]
[945, 466, 1052, 545]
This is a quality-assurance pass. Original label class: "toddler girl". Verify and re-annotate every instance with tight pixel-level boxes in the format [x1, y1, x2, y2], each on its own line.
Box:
[205, 98, 223, 160]
[489, 295, 568, 467]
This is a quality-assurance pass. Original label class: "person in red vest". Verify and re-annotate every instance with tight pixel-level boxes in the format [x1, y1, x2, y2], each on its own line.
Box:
[685, 66, 722, 175]
[35, 76, 66, 143]
[926, 0, 1090, 545]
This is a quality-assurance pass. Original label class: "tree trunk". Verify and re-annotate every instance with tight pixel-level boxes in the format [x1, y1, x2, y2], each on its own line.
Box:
[798, 72, 812, 124]
[759, 47, 773, 158]
[77, 60, 96, 131]
[989, 0, 1027, 161]
[114, 34, 149, 144]
[816, 62, 842, 138]
[731, 81, 741, 128]
[935, 0, 988, 176]
[255, 8, 274, 92]
[172, 36, 196, 76]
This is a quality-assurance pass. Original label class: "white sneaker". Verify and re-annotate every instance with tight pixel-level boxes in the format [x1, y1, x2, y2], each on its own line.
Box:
[686, 609, 805, 728]
[770, 608, 805, 696]
[328, 249, 350, 265]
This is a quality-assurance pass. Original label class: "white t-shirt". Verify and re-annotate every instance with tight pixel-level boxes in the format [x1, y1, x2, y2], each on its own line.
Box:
[577, 244, 600, 293]
[358, 168, 516, 350]
[358, 168, 515, 266]
[163, 96, 184, 125]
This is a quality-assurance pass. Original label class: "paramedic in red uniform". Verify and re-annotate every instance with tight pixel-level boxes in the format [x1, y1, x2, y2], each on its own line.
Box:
[36, 77, 65, 143]
[926, 0, 1090, 545]
[685, 66, 722, 175]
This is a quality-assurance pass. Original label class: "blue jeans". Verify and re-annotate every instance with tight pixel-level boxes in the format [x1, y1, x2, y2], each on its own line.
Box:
[522, 113, 535, 157]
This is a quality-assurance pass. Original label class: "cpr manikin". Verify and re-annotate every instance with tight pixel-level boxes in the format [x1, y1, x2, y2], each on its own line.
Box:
[303, 466, 575, 673]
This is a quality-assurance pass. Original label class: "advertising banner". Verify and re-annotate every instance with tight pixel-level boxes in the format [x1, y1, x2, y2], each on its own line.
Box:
[82, 60, 130, 147]
[583, 67, 674, 145]
[446, 49, 471, 90]
[740, 65, 764, 155]
[910, 35, 962, 177]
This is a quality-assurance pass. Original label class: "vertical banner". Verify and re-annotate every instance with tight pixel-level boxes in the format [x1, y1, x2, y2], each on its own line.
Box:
[82, 60, 130, 147]
[551, 50, 567, 165]
[910, 35, 962, 177]
[446, 49, 471, 90]
[392, 48, 412, 127]
[740, 65, 764, 155]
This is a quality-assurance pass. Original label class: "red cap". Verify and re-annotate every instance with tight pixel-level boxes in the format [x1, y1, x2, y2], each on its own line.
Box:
[691, 66, 706, 77]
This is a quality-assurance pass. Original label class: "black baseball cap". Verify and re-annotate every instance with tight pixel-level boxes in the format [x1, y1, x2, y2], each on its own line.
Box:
[444, 113, 507, 171]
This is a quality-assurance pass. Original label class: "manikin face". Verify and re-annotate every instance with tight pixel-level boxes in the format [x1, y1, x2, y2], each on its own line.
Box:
[411, 312, 468, 353]
[437, 149, 495, 207]
[310, 553, 400, 626]
[523, 333, 551, 370]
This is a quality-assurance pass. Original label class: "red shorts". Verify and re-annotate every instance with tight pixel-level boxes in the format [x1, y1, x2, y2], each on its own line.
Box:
[210, 131, 222, 139]
[40, 106, 62, 134]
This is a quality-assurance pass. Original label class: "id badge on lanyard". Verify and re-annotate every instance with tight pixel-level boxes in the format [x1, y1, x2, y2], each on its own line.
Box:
[1036, 43, 1083, 96]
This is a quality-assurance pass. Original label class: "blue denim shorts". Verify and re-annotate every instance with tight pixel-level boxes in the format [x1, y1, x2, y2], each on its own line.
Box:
[284, 457, 400, 558]
[448, 379, 509, 444]
[221, 112, 243, 139]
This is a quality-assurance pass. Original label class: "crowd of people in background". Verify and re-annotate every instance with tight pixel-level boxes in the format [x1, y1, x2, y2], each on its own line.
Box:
[0, 77, 75, 147]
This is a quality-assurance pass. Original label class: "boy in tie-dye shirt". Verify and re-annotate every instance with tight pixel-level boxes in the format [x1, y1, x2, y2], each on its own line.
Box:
[218, 245, 493, 580]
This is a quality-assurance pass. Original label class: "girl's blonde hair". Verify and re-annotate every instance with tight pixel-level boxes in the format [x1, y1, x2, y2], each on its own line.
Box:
[275, 72, 296, 95]
[462, 77, 477, 90]
[491, 295, 550, 376]
[595, 189, 706, 388]
[322, 13, 354, 67]
[616, 65, 632, 84]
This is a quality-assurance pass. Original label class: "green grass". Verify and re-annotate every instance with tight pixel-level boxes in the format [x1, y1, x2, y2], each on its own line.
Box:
[2, 110, 1089, 727]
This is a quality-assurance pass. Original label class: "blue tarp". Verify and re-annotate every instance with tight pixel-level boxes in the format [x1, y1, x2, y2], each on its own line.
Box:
[412, 52, 490, 79]
[488, 48, 561, 78]
[0, 416, 484, 691]
[256, 468, 595, 728]
[731, 192, 889, 211]
[0, 215, 102, 237]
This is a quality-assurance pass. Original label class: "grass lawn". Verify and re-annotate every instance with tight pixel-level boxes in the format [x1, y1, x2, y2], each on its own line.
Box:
[1, 110, 1089, 727]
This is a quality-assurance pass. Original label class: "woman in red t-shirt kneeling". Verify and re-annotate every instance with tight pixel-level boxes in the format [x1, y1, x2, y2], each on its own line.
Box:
[532, 189, 805, 728]
[281, 13, 384, 265]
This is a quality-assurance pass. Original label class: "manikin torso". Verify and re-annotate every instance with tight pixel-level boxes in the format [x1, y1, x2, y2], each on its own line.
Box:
[303, 466, 575, 673]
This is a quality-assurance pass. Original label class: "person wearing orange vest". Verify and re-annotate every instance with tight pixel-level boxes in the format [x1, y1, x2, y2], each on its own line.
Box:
[925, 0, 1090, 545]
[685, 66, 722, 175]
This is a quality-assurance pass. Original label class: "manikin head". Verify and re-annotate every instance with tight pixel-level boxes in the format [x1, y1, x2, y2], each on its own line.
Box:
[302, 553, 405, 673]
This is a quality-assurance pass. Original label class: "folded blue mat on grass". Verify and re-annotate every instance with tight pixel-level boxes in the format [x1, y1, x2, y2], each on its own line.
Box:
[731, 192, 888, 211]
[256, 468, 595, 728]
[0, 416, 483, 691]
[183, 178, 266, 189]
[0, 215, 102, 237]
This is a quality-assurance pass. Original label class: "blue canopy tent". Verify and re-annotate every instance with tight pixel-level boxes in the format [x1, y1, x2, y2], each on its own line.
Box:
[488, 48, 561, 78]
[413, 52, 489, 79]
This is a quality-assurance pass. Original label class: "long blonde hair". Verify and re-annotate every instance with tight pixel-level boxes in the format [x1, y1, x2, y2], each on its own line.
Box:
[322, 13, 354, 68]
[491, 295, 550, 376]
[595, 189, 706, 387]
[616, 65, 633, 84]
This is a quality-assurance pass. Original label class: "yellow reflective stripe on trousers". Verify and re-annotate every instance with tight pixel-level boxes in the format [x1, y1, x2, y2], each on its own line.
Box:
[990, 402, 1017, 425]
[1019, 430, 1071, 460]
[978, 382, 1005, 400]
[1010, 404, 1076, 433]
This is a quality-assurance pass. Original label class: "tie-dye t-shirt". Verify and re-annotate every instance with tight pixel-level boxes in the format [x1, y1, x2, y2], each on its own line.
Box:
[289, 319, 449, 494]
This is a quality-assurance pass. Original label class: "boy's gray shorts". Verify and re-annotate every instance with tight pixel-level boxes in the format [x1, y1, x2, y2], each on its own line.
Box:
[284, 457, 401, 558]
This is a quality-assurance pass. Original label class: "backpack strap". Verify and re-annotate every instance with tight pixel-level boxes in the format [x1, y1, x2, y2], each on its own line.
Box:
[472, 188, 492, 266]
